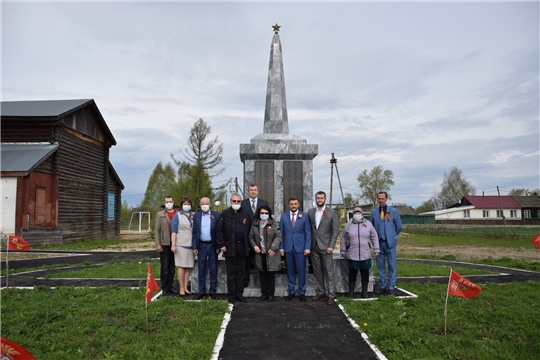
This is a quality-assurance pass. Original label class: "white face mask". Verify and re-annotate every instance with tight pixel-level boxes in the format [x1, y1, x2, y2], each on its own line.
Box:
[200, 205, 210, 212]
[260, 214, 269, 221]
[353, 214, 363, 222]
[182, 205, 191, 212]
[165, 203, 174, 210]
[231, 204, 241, 211]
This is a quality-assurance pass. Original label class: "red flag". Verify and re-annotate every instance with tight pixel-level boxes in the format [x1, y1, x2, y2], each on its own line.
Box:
[448, 270, 482, 300]
[146, 264, 159, 303]
[531, 232, 540, 250]
[7, 236, 30, 252]
[1, 337, 36, 359]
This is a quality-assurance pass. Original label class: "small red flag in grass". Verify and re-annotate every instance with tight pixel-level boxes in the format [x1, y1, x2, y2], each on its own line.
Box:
[146, 263, 159, 303]
[448, 269, 482, 300]
[531, 232, 540, 250]
[1, 337, 36, 359]
[7, 235, 30, 252]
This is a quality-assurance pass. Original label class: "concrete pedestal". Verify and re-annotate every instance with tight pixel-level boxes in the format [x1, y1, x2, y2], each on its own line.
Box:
[191, 252, 375, 296]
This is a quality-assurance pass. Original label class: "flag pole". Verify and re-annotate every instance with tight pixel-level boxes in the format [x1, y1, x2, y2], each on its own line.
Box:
[443, 268, 452, 335]
[145, 297, 149, 333]
[5, 234, 10, 289]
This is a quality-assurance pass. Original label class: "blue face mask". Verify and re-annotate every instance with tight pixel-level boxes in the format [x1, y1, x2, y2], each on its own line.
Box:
[182, 205, 191, 212]
[260, 214, 269, 221]
[353, 214, 363, 222]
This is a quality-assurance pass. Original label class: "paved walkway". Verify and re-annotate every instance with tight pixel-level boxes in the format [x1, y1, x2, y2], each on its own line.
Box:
[2, 251, 539, 360]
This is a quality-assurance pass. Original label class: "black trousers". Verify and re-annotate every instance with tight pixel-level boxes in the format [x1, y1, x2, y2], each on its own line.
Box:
[225, 243, 246, 298]
[259, 254, 276, 295]
[159, 245, 175, 292]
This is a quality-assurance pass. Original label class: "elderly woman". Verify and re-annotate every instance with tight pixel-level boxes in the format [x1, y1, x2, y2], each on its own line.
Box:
[171, 196, 195, 296]
[340, 206, 379, 298]
[249, 205, 281, 302]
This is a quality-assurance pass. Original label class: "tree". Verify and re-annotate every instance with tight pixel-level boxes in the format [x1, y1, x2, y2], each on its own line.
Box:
[343, 192, 360, 208]
[415, 199, 435, 214]
[356, 165, 395, 206]
[171, 118, 225, 208]
[436, 166, 476, 209]
[141, 162, 177, 212]
[509, 188, 529, 196]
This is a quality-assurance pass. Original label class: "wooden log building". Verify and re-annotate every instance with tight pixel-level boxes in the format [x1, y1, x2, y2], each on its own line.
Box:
[1, 99, 124, 245]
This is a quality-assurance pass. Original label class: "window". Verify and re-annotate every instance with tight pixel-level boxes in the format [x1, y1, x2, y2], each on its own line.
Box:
[107, 193, 115, 221]
[463, 210, 470, 218]
[510, 210, 517, 218]
[496, 210, 503, 218]
[483, 210, 489, 218]
[524, 210, 531, 218]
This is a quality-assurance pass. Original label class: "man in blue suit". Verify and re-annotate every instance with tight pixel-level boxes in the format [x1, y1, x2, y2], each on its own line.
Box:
[370, 191, 402, 296]
[279, 197, 312, 302]
[193, 197, 221, 300]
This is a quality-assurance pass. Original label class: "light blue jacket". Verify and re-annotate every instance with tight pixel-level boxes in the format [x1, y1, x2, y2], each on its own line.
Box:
[370, 206, 402, 248]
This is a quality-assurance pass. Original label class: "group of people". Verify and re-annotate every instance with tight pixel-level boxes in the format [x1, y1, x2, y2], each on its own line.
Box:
[154, 185, 402, 304]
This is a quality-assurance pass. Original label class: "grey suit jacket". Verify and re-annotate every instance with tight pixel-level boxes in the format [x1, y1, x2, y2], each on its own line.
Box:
[308, 206, 339, 251]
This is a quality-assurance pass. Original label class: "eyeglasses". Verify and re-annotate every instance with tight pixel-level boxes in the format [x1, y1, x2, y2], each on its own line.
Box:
[260, 212, 269, 215]
[231, 200, 241, 203]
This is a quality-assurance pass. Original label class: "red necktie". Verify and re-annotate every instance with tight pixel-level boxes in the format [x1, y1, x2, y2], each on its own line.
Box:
[291, 212, 296, 229]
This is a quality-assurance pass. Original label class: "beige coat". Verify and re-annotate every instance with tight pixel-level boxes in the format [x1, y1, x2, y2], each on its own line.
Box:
[154, 209, 176, 247]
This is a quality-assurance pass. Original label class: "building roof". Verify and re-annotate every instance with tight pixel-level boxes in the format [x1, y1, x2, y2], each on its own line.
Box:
[1, 99, 91, 117]
[511, 196, 540, 208]
[456, 195, 521, 209]
[108, 161, 125, 190]
[1, 143, 58, 174]
[418, 205, 475, 216]
[1, 99, 116, 145]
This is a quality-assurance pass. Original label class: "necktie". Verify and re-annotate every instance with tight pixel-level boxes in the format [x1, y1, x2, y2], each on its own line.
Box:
[380, 207, 384, 221]
[291, 212, 296, 229]
[251, 199, 256, 214]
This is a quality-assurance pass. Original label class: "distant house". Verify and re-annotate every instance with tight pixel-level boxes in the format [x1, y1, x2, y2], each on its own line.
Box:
[1, 99, 124, 244]
[511, 196, 540, 219]
[417, 195, 540, 224]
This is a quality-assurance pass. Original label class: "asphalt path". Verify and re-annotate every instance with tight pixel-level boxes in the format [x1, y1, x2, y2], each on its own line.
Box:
[2, 251, 539, 360]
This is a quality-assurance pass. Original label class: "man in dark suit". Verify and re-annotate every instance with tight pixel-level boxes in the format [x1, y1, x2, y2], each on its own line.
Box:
[241, 184, 269, 287]
[216, 193, 251, 303]
[279, 197, 312, 302]
[308, 191, 339, 305]
[192, 197, 221, 300]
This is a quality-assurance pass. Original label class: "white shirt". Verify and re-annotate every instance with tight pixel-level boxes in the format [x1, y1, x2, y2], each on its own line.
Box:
[315, 207, 325, 229]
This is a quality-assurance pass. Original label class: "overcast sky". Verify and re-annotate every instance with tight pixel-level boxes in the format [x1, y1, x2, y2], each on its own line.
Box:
[3, 1, 539, 208]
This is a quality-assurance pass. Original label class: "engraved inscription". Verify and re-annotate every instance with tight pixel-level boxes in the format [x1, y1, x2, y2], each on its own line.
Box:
[283, 161, 303, 212]
[255, 161, 274, 212]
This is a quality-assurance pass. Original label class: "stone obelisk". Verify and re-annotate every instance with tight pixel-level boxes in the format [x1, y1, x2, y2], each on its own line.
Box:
[240, 24, 318, 220]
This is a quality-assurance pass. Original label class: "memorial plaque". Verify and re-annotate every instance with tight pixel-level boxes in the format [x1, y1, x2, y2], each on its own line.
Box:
[255, 161, 274, 211]
[283, 161, 303, 212]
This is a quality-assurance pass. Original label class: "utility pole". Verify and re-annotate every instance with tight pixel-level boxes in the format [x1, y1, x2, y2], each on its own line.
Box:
[329, 153, 346, 219]
[497, 186, 506, 227]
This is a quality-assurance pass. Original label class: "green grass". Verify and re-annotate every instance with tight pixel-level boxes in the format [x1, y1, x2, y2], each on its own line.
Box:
[340, 281, 540, 360]
[403, 223, 540, 239]
[400, 232, 534, 249]
[1, 286, 229, 359]
[45, 260, 161, 279]
[40, 260, 496, 279]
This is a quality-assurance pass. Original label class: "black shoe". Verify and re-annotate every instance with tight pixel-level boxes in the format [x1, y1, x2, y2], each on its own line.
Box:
[387, 289, 395, 296]
[300, 295, 307, 302]
[267, 295, 274, 302]
[285, 294, 295, 301]
[228, 297, 235, 303]
[376, 288, 387, 296]
[210, 293, 217, 300]
[361, 291, 368, 299]
[260, 294, 268, 302]
[235, 296, 247, 303]
[196, 294, 206, 300]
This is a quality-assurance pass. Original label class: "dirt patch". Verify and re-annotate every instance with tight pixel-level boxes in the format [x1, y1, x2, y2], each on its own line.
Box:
[397, 243, 540, 262]
[1, 252, 75, 261]
[91, 241, 155, 252]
